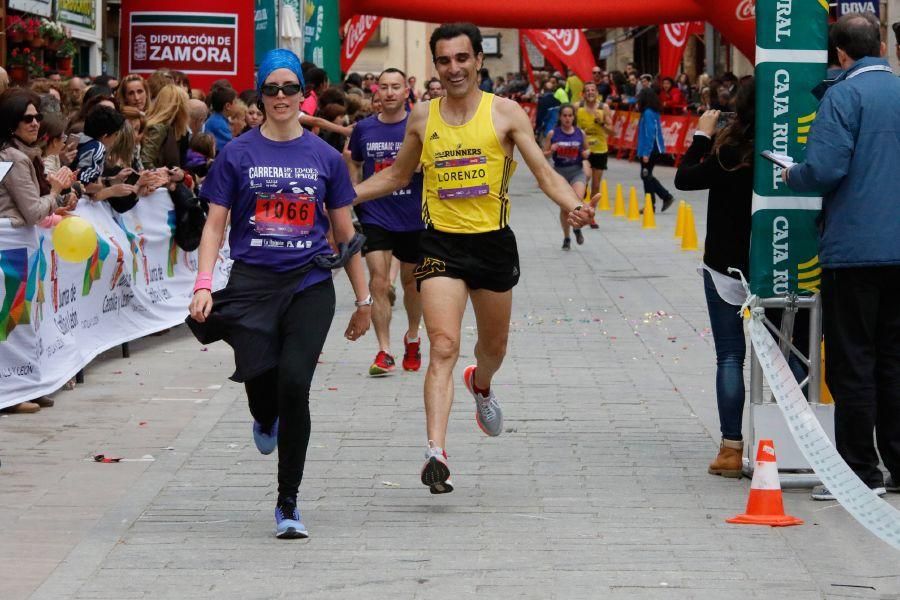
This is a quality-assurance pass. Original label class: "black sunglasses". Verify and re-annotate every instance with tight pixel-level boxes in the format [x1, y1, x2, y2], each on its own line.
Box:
[260, 83, 303, 97]
[21, 113, 44, 124]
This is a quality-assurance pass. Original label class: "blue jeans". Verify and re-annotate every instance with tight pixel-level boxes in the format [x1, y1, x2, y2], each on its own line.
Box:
[703, 270, 746, 441]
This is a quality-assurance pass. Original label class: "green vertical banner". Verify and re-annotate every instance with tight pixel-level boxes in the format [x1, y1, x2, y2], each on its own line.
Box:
[751, 0, 829, 296]
[255, 0, 278, 65]
[304, 0, 341, 81]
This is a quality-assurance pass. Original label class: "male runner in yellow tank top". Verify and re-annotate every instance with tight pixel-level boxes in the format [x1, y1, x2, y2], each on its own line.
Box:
[354, 22, 594, 494]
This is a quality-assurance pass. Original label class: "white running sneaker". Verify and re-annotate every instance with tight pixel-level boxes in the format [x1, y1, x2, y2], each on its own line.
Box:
[463, 365, 503, 437]
[420, 441, 453, 494]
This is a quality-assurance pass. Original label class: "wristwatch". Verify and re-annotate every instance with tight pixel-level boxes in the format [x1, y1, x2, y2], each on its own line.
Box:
[355, 294, 373, 307]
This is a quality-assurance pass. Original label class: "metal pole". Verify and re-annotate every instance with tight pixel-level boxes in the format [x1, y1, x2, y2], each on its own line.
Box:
[807, 294, 822, 404]
[705, 22, 715, 76]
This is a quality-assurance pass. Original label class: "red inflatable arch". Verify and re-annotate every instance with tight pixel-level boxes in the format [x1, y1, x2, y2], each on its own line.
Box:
[340, 0, 756, 61]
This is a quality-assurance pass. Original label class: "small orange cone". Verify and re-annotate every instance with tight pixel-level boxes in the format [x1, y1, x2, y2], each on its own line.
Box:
[727, 440, 803, 527]
[674, 200, 686, 239]
[599, 179, 611, 211]
[627, 186, 640, 221]
[641, 193, 656, 229]
[613, 184, 626, 217]
[680, 204, 698, 251]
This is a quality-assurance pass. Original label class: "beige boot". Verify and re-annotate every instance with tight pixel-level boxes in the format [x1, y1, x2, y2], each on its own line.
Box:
[708, 439, 743, 478]
[1, 401, 41, 414]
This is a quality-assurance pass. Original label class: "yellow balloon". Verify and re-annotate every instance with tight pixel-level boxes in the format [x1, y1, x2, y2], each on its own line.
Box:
[52, 216, 98, 263]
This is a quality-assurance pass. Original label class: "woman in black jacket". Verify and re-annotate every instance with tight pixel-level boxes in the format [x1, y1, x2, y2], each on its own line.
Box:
[674, 79, 755, 478]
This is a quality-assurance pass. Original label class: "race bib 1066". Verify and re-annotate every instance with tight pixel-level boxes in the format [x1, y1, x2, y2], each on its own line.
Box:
[254, 193, 316, 237]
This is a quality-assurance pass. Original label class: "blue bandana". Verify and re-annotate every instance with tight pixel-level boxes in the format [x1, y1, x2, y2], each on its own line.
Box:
[257, 49, 305, 94]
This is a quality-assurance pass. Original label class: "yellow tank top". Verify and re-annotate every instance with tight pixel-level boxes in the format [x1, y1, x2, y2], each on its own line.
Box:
[576, 105, 609, 154]
[420, 92, 517, 234]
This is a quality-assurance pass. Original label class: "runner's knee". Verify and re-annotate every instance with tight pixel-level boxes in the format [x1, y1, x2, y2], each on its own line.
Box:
[369, 273, 391, 298]
[429, 332, 460, 362]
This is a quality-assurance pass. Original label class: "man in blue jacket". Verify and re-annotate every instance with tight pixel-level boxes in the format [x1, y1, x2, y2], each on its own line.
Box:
[784, 12, 900, 500]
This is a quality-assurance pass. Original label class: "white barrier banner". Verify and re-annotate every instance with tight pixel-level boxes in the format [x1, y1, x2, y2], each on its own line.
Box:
[0, 190, 227, 408]
[749, 313, 900, 549]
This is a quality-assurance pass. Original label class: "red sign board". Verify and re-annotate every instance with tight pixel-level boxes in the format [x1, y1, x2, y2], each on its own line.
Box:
[119, 1, 255, 92]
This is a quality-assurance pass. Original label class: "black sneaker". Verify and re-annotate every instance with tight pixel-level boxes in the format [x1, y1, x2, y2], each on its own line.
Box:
[661, 196, 675, 212]
[886, 475, 900, 493]
[561, 238, 571, 251]
[574, 229, 584, 245]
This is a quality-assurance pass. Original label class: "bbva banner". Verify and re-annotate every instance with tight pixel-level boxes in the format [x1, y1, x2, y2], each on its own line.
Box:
[0, 190, 229, 409]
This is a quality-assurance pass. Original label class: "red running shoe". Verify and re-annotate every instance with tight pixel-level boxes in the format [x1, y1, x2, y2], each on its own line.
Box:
[402, 335, 422, 371]
[369, 351, 396, 377]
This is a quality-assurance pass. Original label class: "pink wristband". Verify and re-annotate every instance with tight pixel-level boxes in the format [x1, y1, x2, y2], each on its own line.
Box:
[193, 272, 212, 294]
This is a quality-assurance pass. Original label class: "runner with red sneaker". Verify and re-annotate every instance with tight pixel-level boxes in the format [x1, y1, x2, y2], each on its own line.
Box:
[354, 23, 593, 494]
[348, 68, 425, 377]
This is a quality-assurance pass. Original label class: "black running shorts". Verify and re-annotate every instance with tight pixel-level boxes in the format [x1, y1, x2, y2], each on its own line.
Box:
[360, 223, 423, 264]
[588, 152, 609, 170]
[414, 227, 520, 293]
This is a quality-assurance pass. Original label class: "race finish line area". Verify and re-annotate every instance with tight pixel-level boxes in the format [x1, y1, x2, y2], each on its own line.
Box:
[2, 0, 900, 597]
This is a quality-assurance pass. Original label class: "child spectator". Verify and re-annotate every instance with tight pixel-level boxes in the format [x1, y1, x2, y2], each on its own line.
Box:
[203, 86, 236, 153]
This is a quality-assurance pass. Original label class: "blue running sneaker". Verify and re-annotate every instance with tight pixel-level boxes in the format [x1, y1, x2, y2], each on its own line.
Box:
[253, 418, 278, 455]
[274, 497, 308, 539]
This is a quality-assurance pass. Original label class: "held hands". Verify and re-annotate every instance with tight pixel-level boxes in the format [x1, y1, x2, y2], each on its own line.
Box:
[568, 204, 595, 228]
[697, 109, 720, 137]
[189, 289, 213, 323]
[344, 306, 371, 341]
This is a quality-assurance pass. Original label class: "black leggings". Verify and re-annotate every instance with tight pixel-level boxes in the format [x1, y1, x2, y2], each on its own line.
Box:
[244, 278, 336, 499]
[640, 151, 673, 208]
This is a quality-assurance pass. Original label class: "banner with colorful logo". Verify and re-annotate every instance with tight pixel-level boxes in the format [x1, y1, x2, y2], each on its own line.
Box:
[751, 0, 828, 297]
[0, 191, 229, 409]
[119, 0, 255, 92]
[659, 21, 704, 78]
[521, 29, 596, 81]
[341, 15, 382, 72]
[305, 0, 341, 81]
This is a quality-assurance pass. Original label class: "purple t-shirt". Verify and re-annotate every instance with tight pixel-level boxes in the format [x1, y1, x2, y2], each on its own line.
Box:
[348, 113, 423, 232]
[200, 127, 355, 290]
[550, 127, 586, 168]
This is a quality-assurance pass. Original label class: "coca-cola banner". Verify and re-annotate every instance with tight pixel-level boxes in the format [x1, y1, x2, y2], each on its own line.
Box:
[521, 29, 596, 82]
[341, 15, 382, 72]
[659, 21, 704, 78]
[119, 0, 255, 92]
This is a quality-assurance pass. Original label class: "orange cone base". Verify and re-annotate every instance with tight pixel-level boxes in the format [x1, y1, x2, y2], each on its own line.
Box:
[727, 513, 804, 527]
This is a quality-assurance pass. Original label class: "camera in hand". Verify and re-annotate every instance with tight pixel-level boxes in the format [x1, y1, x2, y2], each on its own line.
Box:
[716, 112, 736, 130]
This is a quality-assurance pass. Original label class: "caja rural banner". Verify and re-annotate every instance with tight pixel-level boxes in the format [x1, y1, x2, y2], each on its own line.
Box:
[0, 190, 229, 409]
[751, 0, 827, 297]
[119, 1, 255, 92]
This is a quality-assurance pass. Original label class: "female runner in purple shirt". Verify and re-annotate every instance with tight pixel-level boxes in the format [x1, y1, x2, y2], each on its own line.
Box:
[543, 104, 591, 250]
[188, 50, 371, 539]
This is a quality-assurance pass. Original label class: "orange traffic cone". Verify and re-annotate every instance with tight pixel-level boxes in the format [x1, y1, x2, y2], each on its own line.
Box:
[680, 204, 698, 251]
[727, 440, 803, 527]
[613, 183, 626, 217]
[641, 193, 656, 229]
[599, 179, 611, 211]
[674, 200, 686, 239]
[627, 186, 640, 221]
